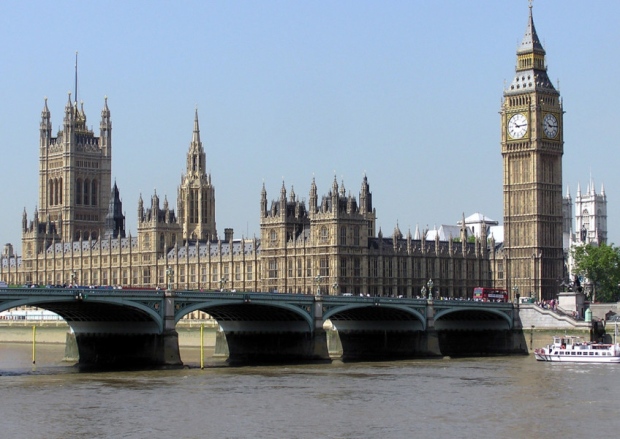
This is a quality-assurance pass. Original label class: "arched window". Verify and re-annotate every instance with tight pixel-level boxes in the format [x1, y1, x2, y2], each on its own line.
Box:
[91, 179, 97, 206]
[189, 189, 198, 223]
[320, 226, 328, 243]
[159, 233, 165, 250]
[202, 189, 209, 224]
[76, 178, 82, 204]
[83, 179, 90, 205]
[58, 177, 63, 204]
[49, 179, 54, 205]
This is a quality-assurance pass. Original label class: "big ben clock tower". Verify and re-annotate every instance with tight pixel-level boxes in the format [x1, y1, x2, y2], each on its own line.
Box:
[501, 4, 564, 300]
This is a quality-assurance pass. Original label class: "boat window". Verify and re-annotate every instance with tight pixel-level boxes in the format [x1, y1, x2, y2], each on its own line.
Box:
[571, 352, 575, 355]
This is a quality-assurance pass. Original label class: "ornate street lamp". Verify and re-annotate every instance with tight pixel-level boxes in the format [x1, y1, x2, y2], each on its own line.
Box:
[314, 275, 322, 295]
[219, 276, 228, 292]
[427, 278, 434, 300]
[332, 282, 339, 296]
[166, 266, 174, 291]
[513, 285, 519, 303]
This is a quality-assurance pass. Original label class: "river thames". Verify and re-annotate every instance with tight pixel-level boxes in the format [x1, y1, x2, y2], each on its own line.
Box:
[1, 340, 619, 439]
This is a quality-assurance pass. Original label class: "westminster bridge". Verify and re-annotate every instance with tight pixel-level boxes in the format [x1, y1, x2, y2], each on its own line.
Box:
[0, 288, 528, 368]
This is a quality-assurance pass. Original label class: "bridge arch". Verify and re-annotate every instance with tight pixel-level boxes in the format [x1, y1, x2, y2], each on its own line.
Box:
[433, 306, 513, 330]
[174, 299, 314, 331]
[323, 303, 426, 330]
[0, 293, 164, 333]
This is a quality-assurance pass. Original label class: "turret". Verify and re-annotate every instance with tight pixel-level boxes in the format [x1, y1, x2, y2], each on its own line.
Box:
[151, 190, 160, 222]
[260, 183, 268, 218]
[331, 176, 338, 214]
[309, 177, 317, 214]
[100, 96, 112, 156]
[63, 92, 75, 144]
[279, 181, 286, 218]
[40, 98, 51, 143]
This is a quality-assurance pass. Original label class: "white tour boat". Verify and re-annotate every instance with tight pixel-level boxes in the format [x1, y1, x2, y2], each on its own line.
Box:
[534, 335, 620, 363]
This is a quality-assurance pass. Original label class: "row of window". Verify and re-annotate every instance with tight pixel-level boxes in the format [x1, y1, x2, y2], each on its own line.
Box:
[74, 231, 99, 241]
[39, 263, 257, 287]
[48, 178, 63, 206]
[76, 178, 98, 206]
[266, 257, 458, 280]
[555, 350, 613, 356]
[76, 160, 99, 169]
[268, 225, 364, 246]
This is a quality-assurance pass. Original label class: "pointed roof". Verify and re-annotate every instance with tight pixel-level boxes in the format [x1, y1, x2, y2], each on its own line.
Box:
[505, 4, 556, 95]
[192, 107, 201, 144]
[517, 4, 545, 55]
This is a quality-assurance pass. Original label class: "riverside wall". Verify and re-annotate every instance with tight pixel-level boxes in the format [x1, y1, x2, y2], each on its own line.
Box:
[0, 320, 219, 347]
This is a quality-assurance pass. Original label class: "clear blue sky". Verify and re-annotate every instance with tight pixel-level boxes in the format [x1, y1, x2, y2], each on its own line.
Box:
[1, 1, 619, 251]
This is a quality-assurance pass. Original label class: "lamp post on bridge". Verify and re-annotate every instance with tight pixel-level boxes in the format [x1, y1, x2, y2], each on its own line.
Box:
[219, 276, 228, 292]
[314, 275, 322, 295]
[166, 266, 174, 291]
[332, 282, 339, 296]
[513, 285, 519, 303]
[427, 278, 434, 300]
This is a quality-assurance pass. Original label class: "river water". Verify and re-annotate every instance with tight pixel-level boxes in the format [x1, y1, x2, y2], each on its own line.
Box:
[1, 340, 619, 439]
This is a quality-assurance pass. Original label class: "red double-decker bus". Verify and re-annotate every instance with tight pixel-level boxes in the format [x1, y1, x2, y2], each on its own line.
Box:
[473, 287, 508, 302]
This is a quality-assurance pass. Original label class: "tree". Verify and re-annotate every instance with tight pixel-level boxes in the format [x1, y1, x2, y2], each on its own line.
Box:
[572, 243, 620, 303]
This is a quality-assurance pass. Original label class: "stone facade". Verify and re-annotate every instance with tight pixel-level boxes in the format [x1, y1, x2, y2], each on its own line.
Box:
[1, 96, 492, 296]
[259, 177, 492, 297]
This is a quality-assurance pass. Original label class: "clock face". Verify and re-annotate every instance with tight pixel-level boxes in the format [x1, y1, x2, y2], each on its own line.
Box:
[508, 113, 528, 139]
[543, 113, 558, 138]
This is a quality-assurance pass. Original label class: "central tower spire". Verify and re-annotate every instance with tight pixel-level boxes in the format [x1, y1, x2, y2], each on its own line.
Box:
[177, 109, 216, 241]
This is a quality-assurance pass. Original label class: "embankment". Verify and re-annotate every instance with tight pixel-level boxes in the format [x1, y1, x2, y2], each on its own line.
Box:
[0, 320, 218, 347]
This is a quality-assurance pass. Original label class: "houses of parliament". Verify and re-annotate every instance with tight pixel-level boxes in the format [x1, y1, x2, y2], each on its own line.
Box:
[0, 6, 604, 301]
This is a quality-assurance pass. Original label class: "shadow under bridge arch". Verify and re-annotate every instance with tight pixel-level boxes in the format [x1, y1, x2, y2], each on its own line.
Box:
[174, 293, 326, 364]
[0, 288, 174, 369]
[432, 305, 522, 357]
[322, 302, 427, 361]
